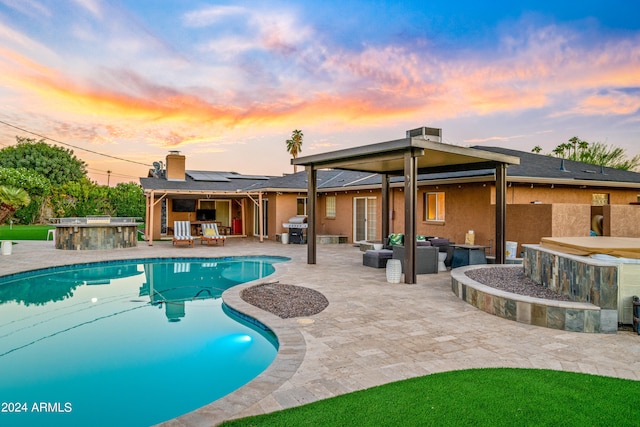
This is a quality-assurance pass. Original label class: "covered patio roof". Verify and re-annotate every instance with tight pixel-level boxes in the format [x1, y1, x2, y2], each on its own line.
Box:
[293, 131, 520, 284]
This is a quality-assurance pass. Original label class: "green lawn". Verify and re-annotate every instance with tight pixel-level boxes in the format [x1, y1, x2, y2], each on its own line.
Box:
[0, 224, 146, 241]
[221, 368, 640, 426]
[0, 224, 54, 240]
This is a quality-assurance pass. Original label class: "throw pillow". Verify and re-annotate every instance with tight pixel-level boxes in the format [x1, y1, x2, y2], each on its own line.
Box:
[389, 233, 404, 246]
[204, 228, 216, 237]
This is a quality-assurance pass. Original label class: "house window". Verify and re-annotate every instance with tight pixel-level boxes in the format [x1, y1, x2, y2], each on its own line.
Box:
[424, 192, 445, 221]
[296, 197, 307, 215]
[325, 196, 336, 218]
[592, 193, 609, 206]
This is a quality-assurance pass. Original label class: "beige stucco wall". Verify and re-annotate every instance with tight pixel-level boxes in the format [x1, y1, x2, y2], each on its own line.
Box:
[603, 204, 640, 237]
[144, 175, 639, 246]
[503, 204, 590, 258]
[550, 204, 591, 237]
[505, 183, 639, 205]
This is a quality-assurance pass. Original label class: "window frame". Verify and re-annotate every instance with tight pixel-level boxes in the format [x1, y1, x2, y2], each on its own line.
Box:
[296, 197, 307, 216]
[325, 195, 336, 218]
[424, 191, 445, 222]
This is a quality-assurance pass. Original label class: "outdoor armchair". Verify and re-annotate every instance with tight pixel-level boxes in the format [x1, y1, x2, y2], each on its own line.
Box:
[172, 220, 195, 247]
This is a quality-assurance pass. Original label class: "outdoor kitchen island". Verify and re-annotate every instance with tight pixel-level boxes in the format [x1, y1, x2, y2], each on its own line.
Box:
[50, 216, 141, 250]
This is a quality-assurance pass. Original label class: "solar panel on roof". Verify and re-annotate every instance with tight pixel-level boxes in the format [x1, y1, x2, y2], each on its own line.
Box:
[225, 173, 269, 180]
[186, 171, 231, 182]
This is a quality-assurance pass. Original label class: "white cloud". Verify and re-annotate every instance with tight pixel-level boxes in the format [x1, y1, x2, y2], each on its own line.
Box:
[182, 5, 247, 28]
[0, 0, 51, 19]
[71, 0, 102, 19]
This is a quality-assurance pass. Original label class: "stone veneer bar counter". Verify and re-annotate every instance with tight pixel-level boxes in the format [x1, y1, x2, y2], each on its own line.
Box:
[51, 216, 141, 250]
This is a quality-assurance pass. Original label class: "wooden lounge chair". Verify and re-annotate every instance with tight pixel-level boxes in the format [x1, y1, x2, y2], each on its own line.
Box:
[200, 223, 226, 246]
[172, 221, 194, 247]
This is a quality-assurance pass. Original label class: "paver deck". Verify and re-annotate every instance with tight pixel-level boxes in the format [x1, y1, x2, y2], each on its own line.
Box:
[2, 239, 639, 426]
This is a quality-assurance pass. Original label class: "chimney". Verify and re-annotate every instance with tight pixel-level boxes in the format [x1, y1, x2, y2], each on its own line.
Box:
[165, 150, 186, 181]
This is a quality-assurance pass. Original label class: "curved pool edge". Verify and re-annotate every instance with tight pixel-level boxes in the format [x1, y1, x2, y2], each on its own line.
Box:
[0, 241, 307, 425]
[159, 260, 307, 426]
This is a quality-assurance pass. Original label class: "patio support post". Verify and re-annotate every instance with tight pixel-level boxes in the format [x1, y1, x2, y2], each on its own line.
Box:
[495, 163, 507, 264]
[258, 192, 264, 243]
[306, 165, 317, 264]
[147, 191, 154, 246]
[381, 173, 390, 243]
[404, 151, 418, 284]
[241, 198, 246, 236]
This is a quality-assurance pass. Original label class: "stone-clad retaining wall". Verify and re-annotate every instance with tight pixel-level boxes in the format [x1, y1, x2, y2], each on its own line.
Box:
[451, 264, 616, 333]
[523, 245, 618, 308]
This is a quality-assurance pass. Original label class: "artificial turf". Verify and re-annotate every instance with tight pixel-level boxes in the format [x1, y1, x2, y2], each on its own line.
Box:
[221, 368, 640, 426]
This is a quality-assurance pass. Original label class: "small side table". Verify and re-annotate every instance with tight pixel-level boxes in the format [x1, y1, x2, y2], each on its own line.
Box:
[438, 252, 447, 272]
[452, 244, 488, 268]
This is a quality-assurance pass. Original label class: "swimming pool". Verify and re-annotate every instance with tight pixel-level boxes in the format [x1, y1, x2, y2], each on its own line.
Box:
[0, 256, 288, 427]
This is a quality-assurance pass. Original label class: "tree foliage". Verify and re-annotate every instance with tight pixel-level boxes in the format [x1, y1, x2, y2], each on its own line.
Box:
[0, 137, 87, 186]
[0, 167, 52, 197]
[51, 178, 111, 218]
[533, 137, 640, 171]
[0, 185, 30, 209]
[49, 179, 145, 219]
[0, 137, 146, 224]
[0, 185, 31, 224]
[286, 129, 304, 173]
[0, 167, 52, 224]
[108, 182, 145, 218]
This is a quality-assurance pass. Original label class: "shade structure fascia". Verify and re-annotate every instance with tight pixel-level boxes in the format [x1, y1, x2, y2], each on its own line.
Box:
[292, 137, 520, 173]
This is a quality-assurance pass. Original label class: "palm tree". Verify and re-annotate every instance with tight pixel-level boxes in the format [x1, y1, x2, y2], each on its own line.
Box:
[568, 136, 580, 160]
[536, 138, 640, 171]
[0, 185, 31, 224]
[531, 145, 542, 154]
[286, 129, 304, 173]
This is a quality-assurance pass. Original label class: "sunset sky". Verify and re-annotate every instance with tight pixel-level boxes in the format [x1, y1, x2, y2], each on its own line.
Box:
[1, 1, 639, 185]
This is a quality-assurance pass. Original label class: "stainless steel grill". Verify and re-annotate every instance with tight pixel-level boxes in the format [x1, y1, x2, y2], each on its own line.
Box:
[283, 216, 307, 244]
[282, 215, 308, 229]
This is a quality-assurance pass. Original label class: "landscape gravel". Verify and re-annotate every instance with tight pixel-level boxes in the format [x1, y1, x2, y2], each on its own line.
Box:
[241, 282, 330, 318]
[465, 266, 570, 301]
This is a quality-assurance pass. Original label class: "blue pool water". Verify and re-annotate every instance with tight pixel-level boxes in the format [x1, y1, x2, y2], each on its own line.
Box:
[0, 256, 288, 427]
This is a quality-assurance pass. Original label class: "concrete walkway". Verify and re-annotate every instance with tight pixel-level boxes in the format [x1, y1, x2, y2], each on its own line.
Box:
[2, 239, 639, 426]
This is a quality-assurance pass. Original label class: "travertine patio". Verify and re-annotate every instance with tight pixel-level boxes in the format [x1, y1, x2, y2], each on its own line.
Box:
[2, 239, 639, 426]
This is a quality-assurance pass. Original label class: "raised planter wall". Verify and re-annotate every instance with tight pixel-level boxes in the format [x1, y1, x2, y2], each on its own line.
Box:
[451, 266, 611, 333]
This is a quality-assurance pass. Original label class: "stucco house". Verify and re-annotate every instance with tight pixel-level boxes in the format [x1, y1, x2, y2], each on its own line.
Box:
[140, 145, 640, 256]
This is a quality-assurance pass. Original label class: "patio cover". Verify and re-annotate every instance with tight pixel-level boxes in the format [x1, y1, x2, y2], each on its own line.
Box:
[292, 135, 520, 284]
